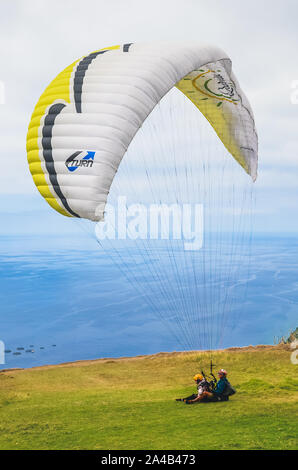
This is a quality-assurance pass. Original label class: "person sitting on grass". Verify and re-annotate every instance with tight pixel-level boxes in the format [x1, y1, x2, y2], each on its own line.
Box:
[185, 369, 229, 403]
[176, 373, 210, 402]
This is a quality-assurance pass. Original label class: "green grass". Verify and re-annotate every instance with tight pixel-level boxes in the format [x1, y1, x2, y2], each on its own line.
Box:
[0, 345, 297, 450]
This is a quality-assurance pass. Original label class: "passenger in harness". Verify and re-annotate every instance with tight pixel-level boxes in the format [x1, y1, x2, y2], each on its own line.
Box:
[176, 373, 211, 402]
[185, 369, 236, 403]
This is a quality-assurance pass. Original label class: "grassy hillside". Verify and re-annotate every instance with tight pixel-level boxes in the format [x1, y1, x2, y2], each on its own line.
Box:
[0, 345, 297, 450]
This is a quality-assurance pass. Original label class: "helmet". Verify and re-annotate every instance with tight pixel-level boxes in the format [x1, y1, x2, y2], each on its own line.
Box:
[218, 369, 227, 376]
[193, 373, 203, 382]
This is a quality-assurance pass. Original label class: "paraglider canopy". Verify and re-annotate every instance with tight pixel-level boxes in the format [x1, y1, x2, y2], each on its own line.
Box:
[27, 42, 258, 222]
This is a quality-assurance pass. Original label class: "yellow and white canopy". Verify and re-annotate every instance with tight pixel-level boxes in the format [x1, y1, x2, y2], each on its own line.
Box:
[27, 42, 258, 221]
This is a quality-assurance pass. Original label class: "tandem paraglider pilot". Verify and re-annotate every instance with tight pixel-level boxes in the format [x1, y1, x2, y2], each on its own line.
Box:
[176, 369, 236, 404]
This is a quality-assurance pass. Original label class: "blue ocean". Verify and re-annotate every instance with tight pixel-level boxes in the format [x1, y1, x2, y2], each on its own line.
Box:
[0, 233, 297, 369]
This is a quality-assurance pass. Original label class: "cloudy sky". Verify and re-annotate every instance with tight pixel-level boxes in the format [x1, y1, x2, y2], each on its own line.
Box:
[0, 0, 297, 234]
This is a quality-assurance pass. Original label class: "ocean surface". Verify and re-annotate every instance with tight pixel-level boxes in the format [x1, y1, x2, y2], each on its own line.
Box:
[0, 233, 297, 369]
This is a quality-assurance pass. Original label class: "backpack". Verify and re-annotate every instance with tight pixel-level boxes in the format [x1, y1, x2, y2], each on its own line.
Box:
[222, 379, 236, 397]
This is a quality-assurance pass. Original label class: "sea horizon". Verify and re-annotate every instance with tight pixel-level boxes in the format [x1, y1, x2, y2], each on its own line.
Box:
[1, 232, 297, 369]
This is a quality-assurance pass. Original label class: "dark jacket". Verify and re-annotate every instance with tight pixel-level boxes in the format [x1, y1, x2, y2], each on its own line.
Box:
[213, 377, 228, 396]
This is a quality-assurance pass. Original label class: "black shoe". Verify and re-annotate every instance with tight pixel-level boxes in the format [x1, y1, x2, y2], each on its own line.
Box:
[176, 398, 183, 401]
